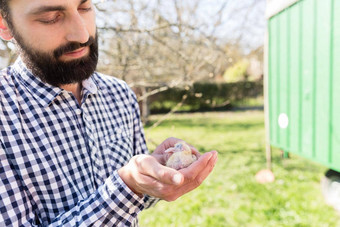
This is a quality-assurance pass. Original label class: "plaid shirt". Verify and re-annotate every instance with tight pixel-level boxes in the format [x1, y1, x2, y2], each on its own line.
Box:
[0, 59, 158, 226]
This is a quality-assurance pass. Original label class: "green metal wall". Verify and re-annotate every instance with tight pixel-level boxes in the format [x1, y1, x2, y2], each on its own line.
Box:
[268, 0, 340, 172]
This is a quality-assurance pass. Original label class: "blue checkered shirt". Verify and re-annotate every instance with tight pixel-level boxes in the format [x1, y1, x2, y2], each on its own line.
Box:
[0, 59, 159, 226]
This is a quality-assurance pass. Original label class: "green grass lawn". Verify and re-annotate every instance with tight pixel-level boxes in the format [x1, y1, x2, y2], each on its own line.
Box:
[139, 110, 340, 227]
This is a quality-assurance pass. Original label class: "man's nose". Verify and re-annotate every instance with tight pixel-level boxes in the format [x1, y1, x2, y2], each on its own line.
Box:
[65, 12, 90, 44]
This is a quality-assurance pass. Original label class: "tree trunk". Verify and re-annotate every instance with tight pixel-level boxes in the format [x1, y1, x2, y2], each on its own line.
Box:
[141, 86, 150, 124]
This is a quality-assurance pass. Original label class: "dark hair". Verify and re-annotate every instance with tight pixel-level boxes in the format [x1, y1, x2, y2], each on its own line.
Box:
[0, 0, 13, 30]
[0, 0, 11, 22]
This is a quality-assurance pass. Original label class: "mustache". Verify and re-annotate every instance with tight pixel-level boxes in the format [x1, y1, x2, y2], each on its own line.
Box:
[53, 36, 95, 59]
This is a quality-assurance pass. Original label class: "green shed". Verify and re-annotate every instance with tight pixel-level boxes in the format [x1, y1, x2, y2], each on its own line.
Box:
[265, 0, 340, 209]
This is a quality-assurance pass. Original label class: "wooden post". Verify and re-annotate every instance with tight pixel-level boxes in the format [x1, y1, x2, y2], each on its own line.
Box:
[264, 3, 272, 170]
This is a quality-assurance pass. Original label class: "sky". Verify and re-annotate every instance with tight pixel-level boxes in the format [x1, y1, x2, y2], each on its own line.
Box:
[197, 0, 266, 52]
[94, 0, 267, 52]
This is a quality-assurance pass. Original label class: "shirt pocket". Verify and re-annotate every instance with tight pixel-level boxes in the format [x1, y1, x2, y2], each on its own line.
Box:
[103, 127, 134, 171]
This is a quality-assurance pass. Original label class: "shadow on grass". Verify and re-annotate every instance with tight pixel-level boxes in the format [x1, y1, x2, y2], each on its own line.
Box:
[280, 160, 325, 174]
[145, 119, 264, 132]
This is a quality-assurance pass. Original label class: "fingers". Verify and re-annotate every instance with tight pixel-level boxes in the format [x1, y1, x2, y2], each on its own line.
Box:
[118, 154, 184, 198]
[179, 150, 218, 189]
[192, 151, 217, 185]
[150, 152, 166, 164]
[154, 150, 217, 200]
[161, 137, 184, 148]
[162, 138, 199, 155]
[118, 151, 217, 201]
[164, 147, 176, 153]
[153, 138, 201, 164]
[180, 150, 216, 178]
[135, 155, 184, 185]
[163, 148, 175, 162]
[191, 148, 201, 159]
[153, 137, 184, 155]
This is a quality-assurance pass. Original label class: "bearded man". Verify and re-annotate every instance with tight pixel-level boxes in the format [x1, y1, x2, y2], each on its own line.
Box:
[0, 0, 217, 226]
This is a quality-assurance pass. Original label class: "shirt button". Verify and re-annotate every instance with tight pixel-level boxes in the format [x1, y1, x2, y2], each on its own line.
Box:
[75, 109, 82, 115]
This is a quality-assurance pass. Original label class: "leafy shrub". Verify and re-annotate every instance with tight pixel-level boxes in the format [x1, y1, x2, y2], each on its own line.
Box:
[148, 81, 263, 113]
[223, 60, 249, 82]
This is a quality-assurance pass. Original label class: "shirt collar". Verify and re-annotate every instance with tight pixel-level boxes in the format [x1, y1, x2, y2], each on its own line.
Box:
[82, 76, 98, 95]
[12, 57, 99, 108]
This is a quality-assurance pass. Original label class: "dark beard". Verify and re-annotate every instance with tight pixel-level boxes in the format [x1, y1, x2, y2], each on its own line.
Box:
[12, 29, 98, 87]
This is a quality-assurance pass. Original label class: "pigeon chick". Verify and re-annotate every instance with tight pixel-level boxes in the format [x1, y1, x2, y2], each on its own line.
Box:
[165, 142, 198, 170]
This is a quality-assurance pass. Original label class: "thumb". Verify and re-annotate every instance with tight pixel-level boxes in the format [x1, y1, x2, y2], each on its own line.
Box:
[140, 156, 184, 185]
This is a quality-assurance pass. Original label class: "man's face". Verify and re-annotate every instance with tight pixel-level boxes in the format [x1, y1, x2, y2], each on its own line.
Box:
[6, 0, 98, 87]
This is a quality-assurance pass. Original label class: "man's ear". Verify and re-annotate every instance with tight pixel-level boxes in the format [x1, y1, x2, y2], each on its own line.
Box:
[0, 15, 13, 41]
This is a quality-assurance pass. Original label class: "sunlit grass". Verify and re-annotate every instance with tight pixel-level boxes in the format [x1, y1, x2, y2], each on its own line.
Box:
[139, 110, 340, 227]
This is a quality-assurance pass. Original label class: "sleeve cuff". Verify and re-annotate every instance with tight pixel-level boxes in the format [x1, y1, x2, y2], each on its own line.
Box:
[103, 170, 145, 216]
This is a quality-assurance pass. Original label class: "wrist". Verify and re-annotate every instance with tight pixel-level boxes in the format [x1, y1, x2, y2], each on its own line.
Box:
[118, 167, 143, 198]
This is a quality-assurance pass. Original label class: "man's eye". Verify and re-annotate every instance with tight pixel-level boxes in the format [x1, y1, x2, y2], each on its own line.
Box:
[39, 15, 60, 24]
[79, 7, 92, 12]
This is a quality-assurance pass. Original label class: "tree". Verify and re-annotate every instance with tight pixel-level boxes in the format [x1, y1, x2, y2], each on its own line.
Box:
[0, 0, 266, 122]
